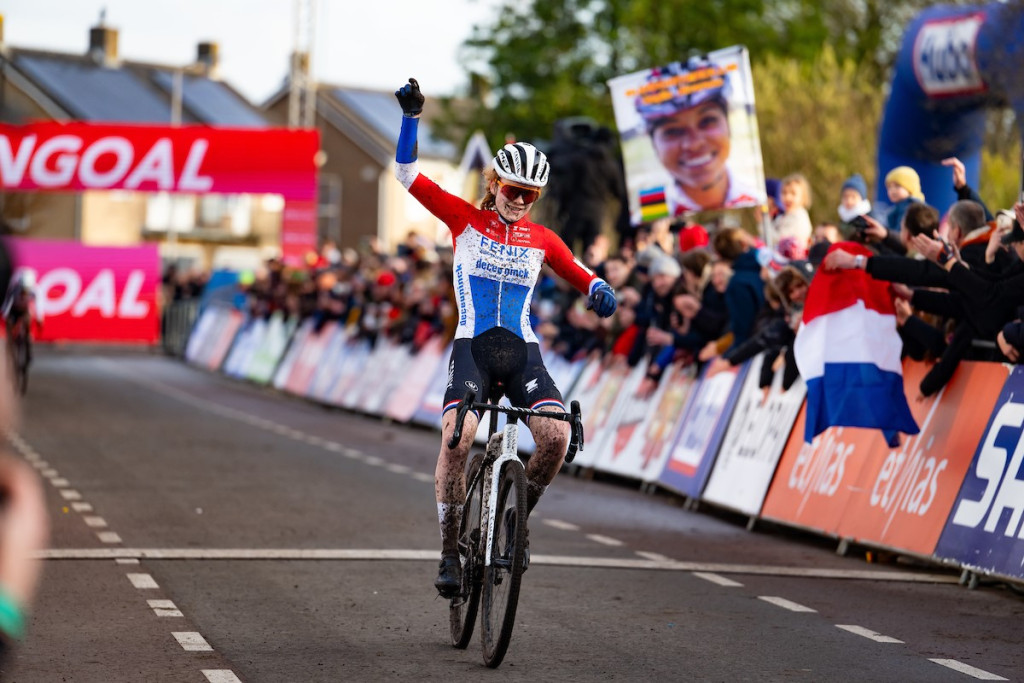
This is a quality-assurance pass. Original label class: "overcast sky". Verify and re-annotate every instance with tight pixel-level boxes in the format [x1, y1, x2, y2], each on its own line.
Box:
[3, 0, 497, 104]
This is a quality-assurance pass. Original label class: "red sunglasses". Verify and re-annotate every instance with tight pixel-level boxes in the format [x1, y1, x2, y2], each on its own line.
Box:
[497, 180, 541, 204]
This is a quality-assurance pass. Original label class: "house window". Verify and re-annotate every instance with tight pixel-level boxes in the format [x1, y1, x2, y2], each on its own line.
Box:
[146, 193, 196, 232]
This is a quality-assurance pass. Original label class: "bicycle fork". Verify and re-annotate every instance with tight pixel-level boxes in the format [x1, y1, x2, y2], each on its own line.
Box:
[481, 422, 520, 568]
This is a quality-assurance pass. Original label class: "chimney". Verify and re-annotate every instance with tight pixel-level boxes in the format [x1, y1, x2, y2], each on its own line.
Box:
[88, 11, 118, 66]
[196, 42, 219, 78]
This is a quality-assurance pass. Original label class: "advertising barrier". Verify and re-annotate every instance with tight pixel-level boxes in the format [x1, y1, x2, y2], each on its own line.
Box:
[762, 360, 1009, 555]
[6, 237, 160, 343]
[184, 304, 243, 370]
[702, 354, 807, 516]
[935, 366, 1024, 579]
[657, 362, 747, 498]
[246, 313, 296, 385]
[180, 309, 1024, 586]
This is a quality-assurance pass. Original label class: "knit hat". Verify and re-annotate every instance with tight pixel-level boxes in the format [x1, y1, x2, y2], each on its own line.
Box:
[884, 166, 925, 201]
[648, 255, 682, 279]
[765, 178, 783, 209]
[840, 173, 869, 200]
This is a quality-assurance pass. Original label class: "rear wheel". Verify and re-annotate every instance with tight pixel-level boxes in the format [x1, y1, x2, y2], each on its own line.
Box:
[449, 454, 483, 648]
[481, 459, 528, 668]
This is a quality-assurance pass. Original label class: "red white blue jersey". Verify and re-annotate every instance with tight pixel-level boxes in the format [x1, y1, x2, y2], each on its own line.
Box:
[397, 163, 601, 343]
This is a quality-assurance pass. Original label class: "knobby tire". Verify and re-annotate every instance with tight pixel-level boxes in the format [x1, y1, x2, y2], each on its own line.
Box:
[450, 454, 483, 648]
[481, 459, 528, 668]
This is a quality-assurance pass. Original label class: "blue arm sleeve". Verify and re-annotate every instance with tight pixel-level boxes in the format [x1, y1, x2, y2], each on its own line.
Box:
[396, 116, 419, 164]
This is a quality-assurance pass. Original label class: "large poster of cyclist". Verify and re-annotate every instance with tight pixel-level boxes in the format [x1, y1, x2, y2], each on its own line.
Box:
[607, 45, 767, 223]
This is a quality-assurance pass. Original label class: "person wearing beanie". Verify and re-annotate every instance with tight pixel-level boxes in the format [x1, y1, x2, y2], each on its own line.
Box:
[884, 165, 924, 233]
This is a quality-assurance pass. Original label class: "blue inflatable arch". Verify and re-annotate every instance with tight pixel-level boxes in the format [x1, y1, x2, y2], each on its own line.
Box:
[877, 2, 1024, 213]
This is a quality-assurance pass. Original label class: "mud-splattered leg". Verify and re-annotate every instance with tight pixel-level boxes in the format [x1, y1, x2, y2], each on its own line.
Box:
[524, 406, 570, 514]
[436, 408, 479, 554]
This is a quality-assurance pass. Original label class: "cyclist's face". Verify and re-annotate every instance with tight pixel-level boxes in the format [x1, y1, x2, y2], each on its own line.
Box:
[651, 102, 730, 192]
[492, 180, 535, 223]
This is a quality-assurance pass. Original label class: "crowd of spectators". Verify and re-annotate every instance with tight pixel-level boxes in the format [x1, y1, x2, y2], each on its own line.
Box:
[168, 157, 1024, 402]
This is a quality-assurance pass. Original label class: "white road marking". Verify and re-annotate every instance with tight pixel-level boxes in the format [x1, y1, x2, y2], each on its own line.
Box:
[50, 478, 70, 487]
[412, 473, 434, 484]
[203, 671, 242, 683]
[33, 548, 960, 582]
[147, 600, 184, 618]
[71, 502, 93, 513]
[173, 631, 213, 652]
[636, 551, 670, 562]
[836, 624, 903, 643]
[115, 558, 139, 565]
[758, 596, 817, 613]
[127, 573, 159, 589]
[342, 448, 363, 460]
[542, 519, 580, 532]
[97, 532, 122, 544]
[41, 468, 58, 478]
[31, 460, 49, 469]
[586, 534, 624, 547]
[929, 659, 1008, 680]
[59, 489, 82, 501]
[83, 516, 108, 528]
[324, 442, 343, 452]
[693, 571, 743, 587]
[363, 456, 384, 466]
[386, 464, 411, 475]
[305, 435, 325, 447]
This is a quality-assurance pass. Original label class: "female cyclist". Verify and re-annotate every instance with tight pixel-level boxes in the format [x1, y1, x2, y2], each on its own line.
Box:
[394, 78, 617, 597]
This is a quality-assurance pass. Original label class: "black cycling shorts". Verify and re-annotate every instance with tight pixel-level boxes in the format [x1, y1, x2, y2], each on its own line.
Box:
[443, 327, 564, 416]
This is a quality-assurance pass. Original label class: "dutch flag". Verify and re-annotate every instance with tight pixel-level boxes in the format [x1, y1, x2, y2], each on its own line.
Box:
[793, 243, 919, 447]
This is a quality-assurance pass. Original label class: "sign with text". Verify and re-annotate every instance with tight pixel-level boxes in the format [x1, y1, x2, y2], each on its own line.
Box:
[657, 362, 747, 498]
[762, 360, 1008, 555]
[935, 366, 1024, 579]
[702, 354, 807, 515]
[6, 237, 160, 343]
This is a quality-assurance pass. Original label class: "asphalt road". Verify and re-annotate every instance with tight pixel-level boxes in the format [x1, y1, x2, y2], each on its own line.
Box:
[4, 347, 1022, 682]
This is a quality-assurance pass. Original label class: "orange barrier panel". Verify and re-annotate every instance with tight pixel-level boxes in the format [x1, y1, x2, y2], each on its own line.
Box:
[762, 360, 1009, 555]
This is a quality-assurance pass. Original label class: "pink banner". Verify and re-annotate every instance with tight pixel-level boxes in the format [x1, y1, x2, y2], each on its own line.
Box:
[0, 122, 319, 200]
[5, 237, 160, 343]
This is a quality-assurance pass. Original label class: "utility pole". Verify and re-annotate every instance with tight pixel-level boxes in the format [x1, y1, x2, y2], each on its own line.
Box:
[288, 0, 317, 129]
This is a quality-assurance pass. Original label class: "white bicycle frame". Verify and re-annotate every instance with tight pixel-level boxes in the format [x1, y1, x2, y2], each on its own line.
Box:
[480, 422, 521, 568]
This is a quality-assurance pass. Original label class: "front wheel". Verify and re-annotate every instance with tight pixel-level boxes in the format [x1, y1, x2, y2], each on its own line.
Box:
[449, 454, 483, 648]
[480, 459, 528, 668]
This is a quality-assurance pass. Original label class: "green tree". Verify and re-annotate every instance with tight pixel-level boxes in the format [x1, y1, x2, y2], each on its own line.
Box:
[753, 46, 882, 225]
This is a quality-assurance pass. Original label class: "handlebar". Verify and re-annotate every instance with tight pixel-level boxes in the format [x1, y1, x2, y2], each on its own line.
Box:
[446, 390, 585, 463]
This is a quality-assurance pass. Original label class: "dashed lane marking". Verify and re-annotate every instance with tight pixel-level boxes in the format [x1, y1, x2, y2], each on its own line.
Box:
[928, 659, 1008, 680]
[37, 548, 958, 582]
[835, 624, 902, 643]
[693, 571, 743, 587]
[386, 464, 411, 475]
[412, 473, 434, 484]
[127, 573, 159, 589]
[40, 468, 58, 478]
[586, 534, 625, 547]
[71, 502, 93, 513]
[758, 596, 817, 613]
[148, 600, 184, 618]
[542, 519, 580, 532]
[203, 671, 243, 683]
[59, 489, 82, 501]
[635, 551, 670, 562]
[363, 455, 385, 466]
[97, 532, 123, 544]
[50, 478, 69, 487]
[83, 516, 108, 528]
[172, 632, 213, 652]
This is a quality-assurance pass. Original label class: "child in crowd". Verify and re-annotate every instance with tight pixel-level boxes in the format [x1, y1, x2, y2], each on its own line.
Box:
[884, 166, 924, 234]
[836, 173, 881, 237]
[770, 173, 813, 256]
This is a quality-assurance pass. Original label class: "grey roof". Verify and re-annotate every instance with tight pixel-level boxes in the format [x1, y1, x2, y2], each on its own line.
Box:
[150, 71, 268, 127]
[330, 88, 456, 159]
[13, 53, 176, 123]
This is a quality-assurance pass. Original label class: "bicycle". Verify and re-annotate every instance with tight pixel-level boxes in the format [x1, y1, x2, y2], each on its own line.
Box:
[6, 316, 30, 396]
[445, 386, 584, 668]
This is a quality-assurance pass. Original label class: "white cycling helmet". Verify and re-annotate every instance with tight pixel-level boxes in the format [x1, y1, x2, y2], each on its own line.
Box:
[17, 270, 36, 290]
[493, 142, 550, 189]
